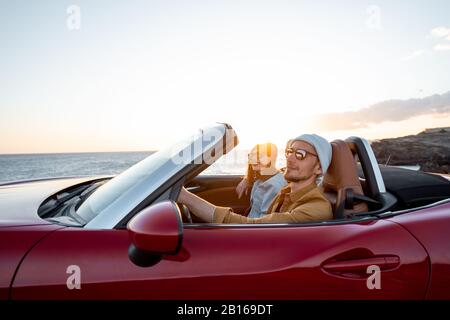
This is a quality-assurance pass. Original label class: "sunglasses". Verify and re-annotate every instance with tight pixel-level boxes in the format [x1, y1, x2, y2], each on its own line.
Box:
[285, 147, 317, 160]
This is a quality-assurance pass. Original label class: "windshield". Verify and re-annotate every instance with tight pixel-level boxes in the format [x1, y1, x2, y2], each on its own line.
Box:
[78, 124, 228, 228]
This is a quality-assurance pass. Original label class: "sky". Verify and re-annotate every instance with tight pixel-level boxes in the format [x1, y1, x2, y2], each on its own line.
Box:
[1, 0, 450, 153]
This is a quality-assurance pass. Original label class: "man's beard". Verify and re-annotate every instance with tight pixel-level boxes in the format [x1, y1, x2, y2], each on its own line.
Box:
[284, 168, 309, 183]
[285, 176, 300, 183]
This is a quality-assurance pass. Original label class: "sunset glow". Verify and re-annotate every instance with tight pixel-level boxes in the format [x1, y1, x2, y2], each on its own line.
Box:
[1, 1, 450, 153]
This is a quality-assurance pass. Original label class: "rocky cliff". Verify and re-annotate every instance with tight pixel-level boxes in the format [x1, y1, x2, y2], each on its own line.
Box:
[371, 128, 450, 173]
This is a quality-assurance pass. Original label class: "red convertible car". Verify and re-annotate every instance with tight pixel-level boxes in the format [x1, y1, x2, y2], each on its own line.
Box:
[1, 123, 450, 300]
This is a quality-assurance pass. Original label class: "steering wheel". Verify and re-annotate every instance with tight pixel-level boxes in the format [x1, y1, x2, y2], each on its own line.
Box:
[177, 203, 193, 223]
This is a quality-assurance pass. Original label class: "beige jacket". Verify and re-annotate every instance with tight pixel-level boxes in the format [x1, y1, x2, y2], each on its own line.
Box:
[214, 182, 333, 224]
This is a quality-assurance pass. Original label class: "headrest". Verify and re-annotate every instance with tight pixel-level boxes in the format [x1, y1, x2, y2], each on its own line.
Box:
[323, 140, 364, 195]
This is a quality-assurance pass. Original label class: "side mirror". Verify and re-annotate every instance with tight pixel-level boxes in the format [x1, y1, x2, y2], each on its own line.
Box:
[127, 200, 183, 267]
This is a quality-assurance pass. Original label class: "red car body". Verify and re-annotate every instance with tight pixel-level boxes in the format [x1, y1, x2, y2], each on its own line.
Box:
[0, 177, 449, 300]
[1, 125, 449, 300]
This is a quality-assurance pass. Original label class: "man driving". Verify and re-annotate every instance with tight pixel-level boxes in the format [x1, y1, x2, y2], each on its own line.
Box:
[177, 134, 333, 223]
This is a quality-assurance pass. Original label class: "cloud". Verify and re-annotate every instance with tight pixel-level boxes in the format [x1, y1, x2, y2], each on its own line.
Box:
[401, 49, 425, 61]
[429, 27, 450, 52]
[315, 91, 450, 131]
[434, 43, 450, 51]
[431, 27, 450, 38]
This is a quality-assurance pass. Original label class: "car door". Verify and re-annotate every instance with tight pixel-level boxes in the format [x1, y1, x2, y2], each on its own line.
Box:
[11, 215, 428, 299]
[388, 200, 450, 299]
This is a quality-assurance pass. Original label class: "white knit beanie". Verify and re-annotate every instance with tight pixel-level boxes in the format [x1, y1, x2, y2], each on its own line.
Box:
[291, 134, 332, 175]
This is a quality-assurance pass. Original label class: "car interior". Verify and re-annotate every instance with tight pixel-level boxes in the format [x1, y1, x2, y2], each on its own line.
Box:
[183, 138, 394, 223]
[181, 136, 450, 224]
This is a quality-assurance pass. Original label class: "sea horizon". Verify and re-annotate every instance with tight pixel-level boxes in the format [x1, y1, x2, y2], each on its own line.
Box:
[0, 150, 251, 184]
[0, 150, 157, 156]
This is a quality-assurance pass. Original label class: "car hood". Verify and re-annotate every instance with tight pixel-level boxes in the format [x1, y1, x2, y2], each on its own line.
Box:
[0, 177, 106, 227]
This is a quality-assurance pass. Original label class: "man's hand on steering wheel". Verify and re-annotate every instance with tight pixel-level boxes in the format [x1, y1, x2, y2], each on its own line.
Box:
[177, 202, 192, 223]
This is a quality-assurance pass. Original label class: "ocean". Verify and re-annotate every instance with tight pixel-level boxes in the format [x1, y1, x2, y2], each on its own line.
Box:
[0, 150, 254, 184]
[0, 150, 424, 185]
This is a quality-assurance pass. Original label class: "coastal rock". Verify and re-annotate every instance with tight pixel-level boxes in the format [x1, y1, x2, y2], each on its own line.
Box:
[370, 127, 450, 174]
